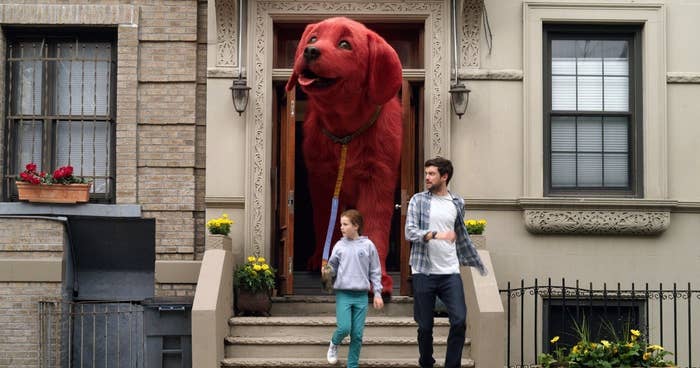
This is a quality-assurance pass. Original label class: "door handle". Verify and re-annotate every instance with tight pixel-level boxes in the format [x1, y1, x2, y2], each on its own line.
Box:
[394, 204, 401, 210]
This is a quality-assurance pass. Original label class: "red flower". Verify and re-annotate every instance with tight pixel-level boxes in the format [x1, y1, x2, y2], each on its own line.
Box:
[20, 172, 30, 181]
[25, 163, 37, 172]
[53, 168, 65, 180]
[63, 166, 73, 177]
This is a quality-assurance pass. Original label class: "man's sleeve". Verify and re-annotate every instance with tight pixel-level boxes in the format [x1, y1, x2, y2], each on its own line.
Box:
[404, 195, 428, 243]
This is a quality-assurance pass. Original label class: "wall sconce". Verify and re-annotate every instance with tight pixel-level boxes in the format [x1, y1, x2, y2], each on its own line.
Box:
[230, 0, 250, 116]
[230, 77, 251, 115]
[449, 81, 470, 119]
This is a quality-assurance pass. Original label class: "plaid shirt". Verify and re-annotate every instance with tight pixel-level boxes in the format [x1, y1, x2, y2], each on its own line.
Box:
[404, 190, 487, 276]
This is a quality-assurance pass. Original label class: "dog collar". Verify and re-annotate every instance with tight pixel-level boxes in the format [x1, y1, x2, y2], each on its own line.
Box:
[321, 105, 382, 145]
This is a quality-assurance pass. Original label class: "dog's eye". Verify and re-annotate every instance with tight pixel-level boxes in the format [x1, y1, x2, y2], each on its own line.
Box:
[308, 36, 317, 44]
[338, 40, 352, 50]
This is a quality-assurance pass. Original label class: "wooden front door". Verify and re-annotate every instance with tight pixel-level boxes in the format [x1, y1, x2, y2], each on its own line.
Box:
[275, 85, 296, 295]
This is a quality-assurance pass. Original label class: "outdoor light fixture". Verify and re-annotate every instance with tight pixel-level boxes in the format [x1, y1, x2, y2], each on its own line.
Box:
[448, 0, 471, 119]
[449, 81, 470, 119]
[230, 77, 251, 116]
[230, 0, 250, 116]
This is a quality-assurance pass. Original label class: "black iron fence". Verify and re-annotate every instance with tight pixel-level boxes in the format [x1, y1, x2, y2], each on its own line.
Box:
[501, 279, 699, 368]
[38, 301, 145, 368]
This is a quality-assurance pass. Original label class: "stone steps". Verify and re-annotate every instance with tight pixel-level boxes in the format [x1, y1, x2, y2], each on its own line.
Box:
[228, 316, 450, 338]
[220, 357, 475, 367]
[270, 295, 414, 316]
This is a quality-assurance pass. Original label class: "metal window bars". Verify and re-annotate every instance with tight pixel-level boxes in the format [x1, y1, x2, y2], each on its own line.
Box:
[4, 36, 115, 202]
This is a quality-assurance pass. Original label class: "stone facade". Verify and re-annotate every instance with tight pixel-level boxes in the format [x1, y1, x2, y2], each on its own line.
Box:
[0, 219, 64, 368]
[0, 3, 207, 363]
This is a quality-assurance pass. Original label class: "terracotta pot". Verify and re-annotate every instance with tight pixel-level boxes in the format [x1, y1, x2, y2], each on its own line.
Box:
[235, 287, 272, 316]
[16, 182, 91, 204]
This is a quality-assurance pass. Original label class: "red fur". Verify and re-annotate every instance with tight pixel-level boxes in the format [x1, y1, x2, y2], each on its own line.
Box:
[287, 17, 403, 294]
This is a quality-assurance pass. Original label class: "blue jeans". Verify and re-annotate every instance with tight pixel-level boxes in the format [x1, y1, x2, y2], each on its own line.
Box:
[412, 273, 467, 368]
[332, 290, 369, 368]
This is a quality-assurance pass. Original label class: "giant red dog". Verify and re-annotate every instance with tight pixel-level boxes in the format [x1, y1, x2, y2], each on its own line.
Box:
[286, 17, 403, 295]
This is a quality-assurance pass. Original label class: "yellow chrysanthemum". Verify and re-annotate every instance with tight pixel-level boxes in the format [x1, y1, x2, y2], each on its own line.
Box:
[631, 329, 641, 337]
[643, 352, 651, 361]
[262, 264, 269, 270]
[601, 340, 611, 348]
[478, 219, 487, 225]
[247, 256, 256, 263]
[253, 264, 262, 271]
[257, 257, 266, 263]
[550, 336, 559, 344]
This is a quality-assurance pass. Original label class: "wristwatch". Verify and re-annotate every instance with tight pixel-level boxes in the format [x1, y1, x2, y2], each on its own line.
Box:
[431, 231, 438, 240]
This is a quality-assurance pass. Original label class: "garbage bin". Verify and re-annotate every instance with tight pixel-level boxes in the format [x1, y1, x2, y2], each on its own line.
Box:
[143, 297, 193, 368]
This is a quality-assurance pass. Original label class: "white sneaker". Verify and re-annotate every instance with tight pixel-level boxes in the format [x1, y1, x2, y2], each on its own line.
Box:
[326, 341, 338, 364]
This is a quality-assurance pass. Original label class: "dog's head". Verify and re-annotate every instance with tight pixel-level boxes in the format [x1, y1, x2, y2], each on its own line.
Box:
[286, 17, 402, 106]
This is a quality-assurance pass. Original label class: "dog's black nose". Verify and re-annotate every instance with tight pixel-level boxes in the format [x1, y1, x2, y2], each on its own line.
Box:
[303, 46, 321, 61]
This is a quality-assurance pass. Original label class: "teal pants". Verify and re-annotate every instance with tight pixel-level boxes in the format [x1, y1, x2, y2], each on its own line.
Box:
[332, 290, 369, 368]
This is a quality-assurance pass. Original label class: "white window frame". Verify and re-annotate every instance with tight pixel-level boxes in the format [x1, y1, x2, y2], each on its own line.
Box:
[523, 1, 667, 199]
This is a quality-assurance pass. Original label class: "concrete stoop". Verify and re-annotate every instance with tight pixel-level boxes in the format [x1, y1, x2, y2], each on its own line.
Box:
[220, 357, 475, 367]
[224, 296, 476, 368]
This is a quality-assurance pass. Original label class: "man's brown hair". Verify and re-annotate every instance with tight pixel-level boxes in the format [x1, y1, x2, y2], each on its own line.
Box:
[425, 157, 454, 184]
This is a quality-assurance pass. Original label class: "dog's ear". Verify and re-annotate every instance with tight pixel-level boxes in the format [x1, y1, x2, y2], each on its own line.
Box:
[366, 31, 403, 105]
[286, 23, 317, 91]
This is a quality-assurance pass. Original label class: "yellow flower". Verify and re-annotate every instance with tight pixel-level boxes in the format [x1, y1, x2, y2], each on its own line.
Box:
[643, 352, 651, 361]
[601, 340, 611, 348]
[478, 219, 487, 225]
[572, 345, 580, 353]
[247, 256, 256, 263]
[257, 257, 266, 263]
[647, 344, 664, 351]
[631, 329, 641, 337]
[550, 336, 559, 344]
[262, 264, 270, 270]
[253, 264, 262, 271]
[625, 343, 634, 348]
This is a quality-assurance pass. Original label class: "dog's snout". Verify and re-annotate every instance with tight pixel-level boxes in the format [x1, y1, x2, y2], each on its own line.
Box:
[303, 46, 321, 61]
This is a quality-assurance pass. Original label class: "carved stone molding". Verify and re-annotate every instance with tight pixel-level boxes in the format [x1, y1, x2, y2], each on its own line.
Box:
[459, 68, 523, 80]
[249, 1, 447, 256]
[667, 72, 700, 84]
[460, 0, 482, 68]
[524, 210, 670, 235]
[215, 0, 236, 67]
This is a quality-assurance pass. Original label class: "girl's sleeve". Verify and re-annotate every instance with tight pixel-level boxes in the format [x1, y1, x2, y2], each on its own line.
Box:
[327, 242, 341, 276]
[368, 241, 383, 296]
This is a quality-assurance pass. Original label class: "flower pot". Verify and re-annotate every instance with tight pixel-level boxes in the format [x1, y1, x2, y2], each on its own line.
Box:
[235, 287, 272, 316]
[16, 182, 91, 204]
[469, 233, 486, 249]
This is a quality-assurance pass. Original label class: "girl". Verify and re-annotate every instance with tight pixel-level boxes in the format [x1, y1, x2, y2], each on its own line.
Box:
[322, 209, 384, 366]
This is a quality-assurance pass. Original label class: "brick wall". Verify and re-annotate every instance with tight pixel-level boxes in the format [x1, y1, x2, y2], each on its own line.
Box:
[0, 219, 64, 368]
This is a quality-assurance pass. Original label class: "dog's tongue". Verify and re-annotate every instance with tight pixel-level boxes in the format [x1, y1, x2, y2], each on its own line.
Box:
[298, 75, 317, 86]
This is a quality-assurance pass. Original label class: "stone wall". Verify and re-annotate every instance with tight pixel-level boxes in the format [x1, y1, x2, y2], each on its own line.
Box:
[0, 219, 64, 368]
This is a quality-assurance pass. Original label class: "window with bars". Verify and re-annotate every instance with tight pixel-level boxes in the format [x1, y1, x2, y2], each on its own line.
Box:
[3, 30, 116, 202]
[544, 25, 643, 197]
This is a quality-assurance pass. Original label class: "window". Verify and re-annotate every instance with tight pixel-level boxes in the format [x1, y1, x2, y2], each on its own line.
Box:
[544, 25, 642, 197]
[3, 30, 116, 202]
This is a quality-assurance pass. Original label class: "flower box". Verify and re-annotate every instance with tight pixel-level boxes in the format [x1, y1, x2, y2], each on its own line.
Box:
[16, 182, 91, 204]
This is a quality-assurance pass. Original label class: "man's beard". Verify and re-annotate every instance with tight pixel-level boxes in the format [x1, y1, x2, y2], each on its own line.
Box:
[427, 181, 445, 193]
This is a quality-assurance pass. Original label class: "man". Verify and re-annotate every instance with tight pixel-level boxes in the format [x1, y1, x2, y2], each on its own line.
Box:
[404, 157, 487, 368]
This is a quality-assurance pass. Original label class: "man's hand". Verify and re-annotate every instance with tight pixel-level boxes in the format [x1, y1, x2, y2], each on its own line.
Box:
[373, 295, 384, 310]
[435, 230, 457, 242]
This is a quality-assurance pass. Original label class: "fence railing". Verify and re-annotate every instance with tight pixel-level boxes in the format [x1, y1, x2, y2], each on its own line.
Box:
[39, 301, 144, 368]
[501, 279, 699, 368]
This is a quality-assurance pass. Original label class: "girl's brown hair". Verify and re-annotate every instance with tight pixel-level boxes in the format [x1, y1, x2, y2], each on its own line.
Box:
[340, 209, 363, 234]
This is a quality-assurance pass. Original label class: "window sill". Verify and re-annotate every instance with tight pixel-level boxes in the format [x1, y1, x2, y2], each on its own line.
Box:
[0, 202, 141, 218]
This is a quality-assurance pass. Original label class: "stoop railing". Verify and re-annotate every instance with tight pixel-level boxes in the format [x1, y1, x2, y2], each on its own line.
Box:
[501, 279, 699, 368]
[38, 301, 145, 368]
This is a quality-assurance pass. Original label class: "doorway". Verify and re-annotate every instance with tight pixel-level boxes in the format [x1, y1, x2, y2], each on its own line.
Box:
[271, 21, 425, 296]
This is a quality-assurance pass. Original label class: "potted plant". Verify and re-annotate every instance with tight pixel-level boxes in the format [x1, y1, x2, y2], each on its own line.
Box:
[465, 218, 487, 248]
[233, 255, 276, 316]
[15, 162, 91, 203]
[537, 327, 675, 368]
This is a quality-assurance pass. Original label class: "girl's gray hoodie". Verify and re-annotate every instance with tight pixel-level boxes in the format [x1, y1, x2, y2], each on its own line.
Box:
[328, 236, 383, 297]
